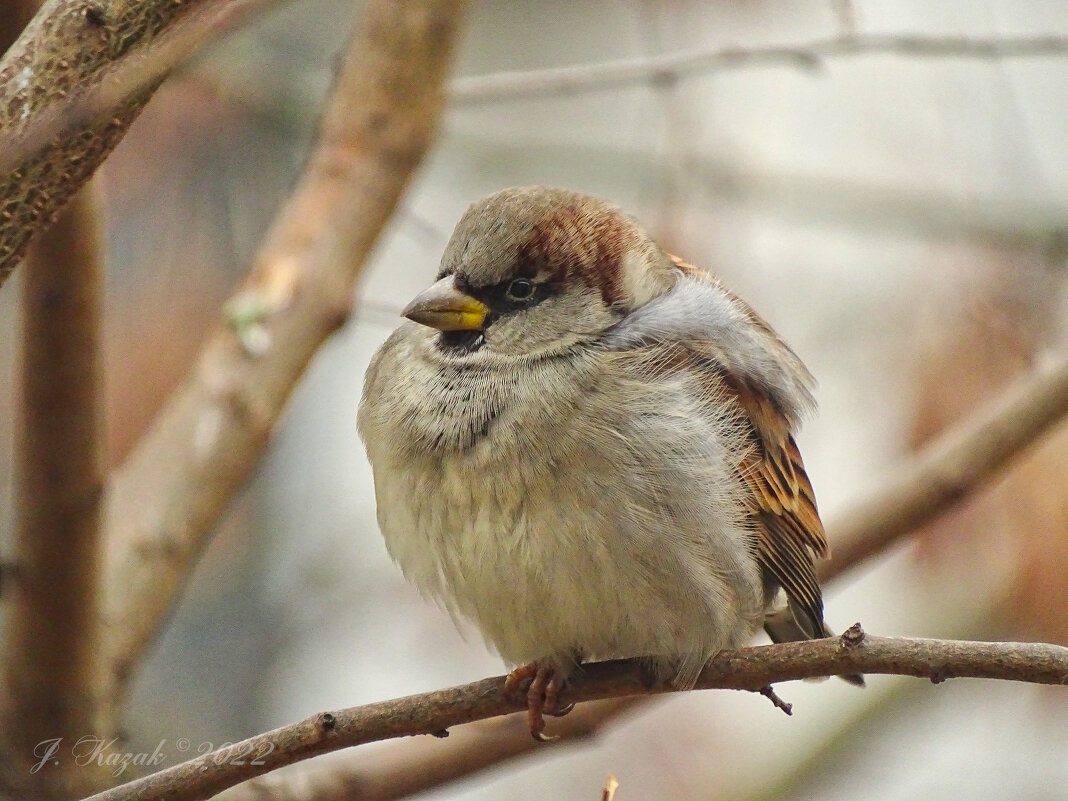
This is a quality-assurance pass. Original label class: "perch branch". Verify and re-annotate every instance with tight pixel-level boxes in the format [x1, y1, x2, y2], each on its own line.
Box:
[226, 699, 643, 801]
[822, 351, 1068, 580]
[84, 632, 1068, 801]
[0, 0, 271, 285]
[450, 34, 1068, 105]
[98, 0, 468, 710]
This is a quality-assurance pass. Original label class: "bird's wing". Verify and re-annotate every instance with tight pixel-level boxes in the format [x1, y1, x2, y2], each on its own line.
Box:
[669, 256, 829, 638]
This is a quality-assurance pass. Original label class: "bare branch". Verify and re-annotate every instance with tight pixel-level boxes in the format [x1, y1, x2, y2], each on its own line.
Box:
[84, 632, 1068, 801]
[822, 351, 1068, 581]
[450, 34, 1068, 105]
[0, 185, 108, 799]
[0, 0, 271, 285]
[98, 0, 469, 712]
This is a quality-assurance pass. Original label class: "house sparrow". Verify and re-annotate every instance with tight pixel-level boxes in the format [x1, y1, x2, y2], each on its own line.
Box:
[358, 186, 861, 738]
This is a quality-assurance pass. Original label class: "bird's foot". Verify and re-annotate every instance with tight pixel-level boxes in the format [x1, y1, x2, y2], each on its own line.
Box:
[506, 662, 572, 741]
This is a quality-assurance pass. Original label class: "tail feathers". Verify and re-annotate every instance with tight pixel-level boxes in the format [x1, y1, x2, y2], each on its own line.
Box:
[764, 603, 865, 688]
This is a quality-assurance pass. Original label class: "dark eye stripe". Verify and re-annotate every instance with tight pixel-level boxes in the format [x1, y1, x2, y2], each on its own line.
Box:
[455, 274, 555, 320]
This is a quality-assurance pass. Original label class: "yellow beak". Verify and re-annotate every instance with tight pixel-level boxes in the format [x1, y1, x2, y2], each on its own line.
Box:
[402, 276, 489, 332]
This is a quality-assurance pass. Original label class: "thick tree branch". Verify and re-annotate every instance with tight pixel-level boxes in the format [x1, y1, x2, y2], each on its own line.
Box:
[450, 34, 1068, 105]
[84, 631, 1068, 801]
[98, 0, 469, 713]
[822, 351, 1068, 580]
[0, 184, 108, 799]
[0, 0, 270, 285]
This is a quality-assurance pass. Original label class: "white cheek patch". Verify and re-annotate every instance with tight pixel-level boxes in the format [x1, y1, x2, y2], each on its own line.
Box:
[620, 246, 675, 309]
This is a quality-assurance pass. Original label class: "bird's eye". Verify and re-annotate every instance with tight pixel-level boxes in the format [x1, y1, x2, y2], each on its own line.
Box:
[505, 278, 535, 301]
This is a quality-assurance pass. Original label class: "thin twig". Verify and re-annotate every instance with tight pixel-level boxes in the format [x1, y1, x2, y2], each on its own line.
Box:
[98, 0, 469, 713]
[601, 774, 620, 801]
[0, 185, 108, 799]
[450, 34, 1068, 105]
[821, 351, 1068, 580]
[758, 686, 794, 716]
[85, 633, 1068, 801]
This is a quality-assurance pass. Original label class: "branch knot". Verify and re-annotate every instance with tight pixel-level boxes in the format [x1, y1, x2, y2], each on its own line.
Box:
[840, 622, 866, 649]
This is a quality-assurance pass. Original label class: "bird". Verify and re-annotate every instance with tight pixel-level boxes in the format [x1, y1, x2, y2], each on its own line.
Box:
[358, 185, 861, 739]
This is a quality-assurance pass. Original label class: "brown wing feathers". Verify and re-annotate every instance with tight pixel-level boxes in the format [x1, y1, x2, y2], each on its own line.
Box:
[732, 387, 828, 639]
[669, 254, 830, 639]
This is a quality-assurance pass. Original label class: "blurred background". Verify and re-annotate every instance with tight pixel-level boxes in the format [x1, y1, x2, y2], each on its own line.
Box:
[2, 0, 1067, 798]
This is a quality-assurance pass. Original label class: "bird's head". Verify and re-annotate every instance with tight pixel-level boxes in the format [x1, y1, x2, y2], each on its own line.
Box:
[402, 186, 677, 359]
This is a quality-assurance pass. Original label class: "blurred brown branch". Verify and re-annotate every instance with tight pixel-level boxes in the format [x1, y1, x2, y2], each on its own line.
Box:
[0, 183, 108, 800]
[0, 0, 270, 284]
[822, 350, 1068, 580]
[97, 0, 469, 718]
[86, 631, 1068, 801]
[450, 34, 1068, 105]
[1, 11, 109, 783]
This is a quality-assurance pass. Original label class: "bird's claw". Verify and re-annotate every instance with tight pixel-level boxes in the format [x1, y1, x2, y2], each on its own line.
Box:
[506, 662, 572, 740]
